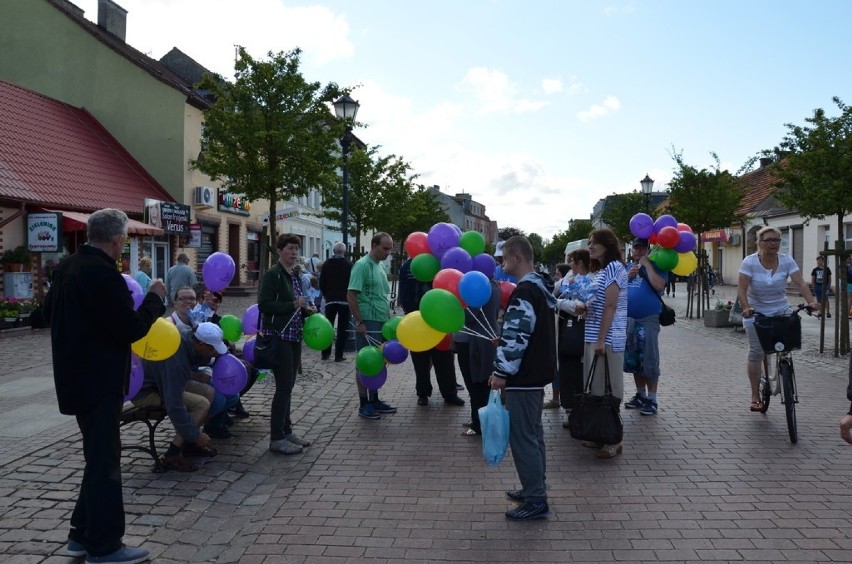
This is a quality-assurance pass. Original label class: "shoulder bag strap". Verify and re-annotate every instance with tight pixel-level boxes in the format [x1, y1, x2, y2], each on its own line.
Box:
[585, 354, 599, 393]
[638, 268, 666, 306]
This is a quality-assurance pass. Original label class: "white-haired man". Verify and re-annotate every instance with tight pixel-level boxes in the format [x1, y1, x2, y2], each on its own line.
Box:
[320, 242, 353, 361]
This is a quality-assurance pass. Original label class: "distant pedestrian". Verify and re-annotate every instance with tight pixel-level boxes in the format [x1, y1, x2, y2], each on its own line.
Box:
[490, 235, 557, 521]
[811, 255, 832, 318]
[306, 252, 321, 275]
[846, 255, 852, 318]
[134, 256, 152, 293]
[165, 252, 197, 305]
[319, 242, 352, 362]
[44, 208, 166, 563]
[348, 232, 396, 420]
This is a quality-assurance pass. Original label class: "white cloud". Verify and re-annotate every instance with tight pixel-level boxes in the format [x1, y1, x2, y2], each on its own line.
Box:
[604, 2, 636, 16]
[577, 95, 622, 122]
[542, 78, 563, 94]
[461, 67, 550, 114]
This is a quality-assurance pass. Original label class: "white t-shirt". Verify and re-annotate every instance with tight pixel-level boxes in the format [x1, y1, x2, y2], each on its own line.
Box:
[738, 253, 799, 324]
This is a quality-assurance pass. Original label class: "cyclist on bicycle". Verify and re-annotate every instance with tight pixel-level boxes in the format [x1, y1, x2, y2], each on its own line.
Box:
[737, 227, 818, 412]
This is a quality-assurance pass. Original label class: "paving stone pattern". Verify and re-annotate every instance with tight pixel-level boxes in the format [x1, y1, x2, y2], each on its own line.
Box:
[0, 286, 850, 563]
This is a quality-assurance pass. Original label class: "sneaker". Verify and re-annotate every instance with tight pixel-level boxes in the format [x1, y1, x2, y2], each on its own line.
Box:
[561, 411, 571, 428]
[417, 396, 429, 406]
[505, 490, 524, 502]
[67, 539, 86, 557]
[181, 443, 217, 458]
[269, 439, 303, 455]
[542, 399, 560, 409]
[596, 443, 623, 459]
[581, 440, 603, 448]
[85, 545, 149, 564]
[284, 433, 311, 447]
[624, 394, 647, 409]
[505, 501, 550, 521]
[444, 395, 465, 406]
[231, 405, 250, 419]
[358, 404, 382, 419]
[372, 400, 397, 414]
[639, 400, 658, 416]
[456, 383, 465, 391]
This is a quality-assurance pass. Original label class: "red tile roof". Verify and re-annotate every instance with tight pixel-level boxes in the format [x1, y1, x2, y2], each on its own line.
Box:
[736, 163, 779, 215]
[0, 80, 175, 214]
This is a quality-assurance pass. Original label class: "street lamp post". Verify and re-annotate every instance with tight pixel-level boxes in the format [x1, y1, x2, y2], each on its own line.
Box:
[640, 173, 654, 214]
[333, 94, 360, 252]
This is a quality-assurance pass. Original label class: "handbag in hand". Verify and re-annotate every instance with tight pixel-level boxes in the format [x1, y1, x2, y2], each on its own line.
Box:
[567, 354, 623, 445]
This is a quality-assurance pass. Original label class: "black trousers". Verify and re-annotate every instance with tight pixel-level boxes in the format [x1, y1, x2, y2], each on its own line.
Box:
[411, 348, 457, 399]
[322, 302, 351, 360]
[69, 394, 125, 557]
[455, 342, 491, 434]
[559, 354, 584, 410]
[271, 340, 301, 439]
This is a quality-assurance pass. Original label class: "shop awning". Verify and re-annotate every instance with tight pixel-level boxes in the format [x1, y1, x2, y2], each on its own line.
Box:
[701, 229, 729, 243]
[49, 210, 164, 236]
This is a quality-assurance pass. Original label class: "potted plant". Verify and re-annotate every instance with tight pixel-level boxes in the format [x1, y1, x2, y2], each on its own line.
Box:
[705, 300, 734, 327]
[1, 245, 33, 272]
[0, 299, 20, 327]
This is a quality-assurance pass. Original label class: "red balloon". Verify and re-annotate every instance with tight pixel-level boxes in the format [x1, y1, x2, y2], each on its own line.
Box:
[405, 232, 430, 258]
[433, 268, 464, 302]
[657, 226, 680, 249]
[435, 333, 453, 351]
[649, 233, 658, 245]
[676, 223, 693, 233]
[498, 281, 516, 310]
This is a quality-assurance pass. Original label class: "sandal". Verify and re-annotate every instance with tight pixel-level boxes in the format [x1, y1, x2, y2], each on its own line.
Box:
[461, 428, 480, 436]
[750, 401, 764, 412]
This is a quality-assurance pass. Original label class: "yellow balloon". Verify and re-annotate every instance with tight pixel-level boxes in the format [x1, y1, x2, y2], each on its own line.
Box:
[671, 251, 698, 276]
[396, 311, 445, 352]
[131, 318, 181, 361]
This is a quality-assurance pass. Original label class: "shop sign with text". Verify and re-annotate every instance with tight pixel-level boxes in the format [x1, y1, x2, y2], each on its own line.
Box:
[27, 212, 62, 252]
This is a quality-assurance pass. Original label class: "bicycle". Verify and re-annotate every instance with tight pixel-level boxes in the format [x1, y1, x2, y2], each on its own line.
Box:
[754, 304, 813, 443]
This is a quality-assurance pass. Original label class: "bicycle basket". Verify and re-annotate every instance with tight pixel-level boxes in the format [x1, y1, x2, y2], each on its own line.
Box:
[754, 313, 801, 354]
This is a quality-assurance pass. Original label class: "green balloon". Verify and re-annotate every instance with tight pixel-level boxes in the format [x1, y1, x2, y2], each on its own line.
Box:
[419, 288, 464, 333]
[218, 314, 242, 342]
[411, 253, 441, 282]
[356, 345, 385, 376]
[302, 313, 334, 350]
[382, 316, 403, 341]
[459, 231, 486, 256]
[650, 248, 679, 271]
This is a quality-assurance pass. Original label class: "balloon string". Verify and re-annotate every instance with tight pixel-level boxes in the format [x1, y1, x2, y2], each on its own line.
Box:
[476, 306, 499, 339]
[365, 334, 383, 347]
[280, 310, 300, 332]
[465, 306, 497, 339]
[459, 327, 494, 341]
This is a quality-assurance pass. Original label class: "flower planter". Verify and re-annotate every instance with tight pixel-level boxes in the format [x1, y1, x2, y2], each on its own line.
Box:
[704, 309, 734, 327]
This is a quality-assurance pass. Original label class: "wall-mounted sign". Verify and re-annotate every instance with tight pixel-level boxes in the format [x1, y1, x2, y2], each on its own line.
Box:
[247, 231, 260, 241]
[701, 229, 729, 243]
[218, 190, 251, 216]
[27, 212, 62, 252]
[186, 223, 202, 248]
[144, 199, 189, 234]
[262, 207, 300, 224]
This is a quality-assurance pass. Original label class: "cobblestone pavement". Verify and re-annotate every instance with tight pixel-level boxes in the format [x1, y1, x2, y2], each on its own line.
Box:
[0, 286, 850, 563]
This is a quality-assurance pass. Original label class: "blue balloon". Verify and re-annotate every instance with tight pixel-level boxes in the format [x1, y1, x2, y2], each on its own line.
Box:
[458, 271, 491, 308]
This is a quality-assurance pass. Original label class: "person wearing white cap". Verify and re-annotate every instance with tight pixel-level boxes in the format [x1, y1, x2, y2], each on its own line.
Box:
[493, 241, 517, 283]
[133, 322, 229, 471]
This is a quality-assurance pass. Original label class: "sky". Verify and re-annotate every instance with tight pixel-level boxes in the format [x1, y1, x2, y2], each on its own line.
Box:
[73, 0, 852, 240]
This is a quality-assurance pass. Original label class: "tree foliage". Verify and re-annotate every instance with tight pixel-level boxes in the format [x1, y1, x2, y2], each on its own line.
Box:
[600, 192, 646, 243]
[498, 226, 526, 240]
[527, 233, 544, 262]
[191, 46, 345, 263]
[665, 149, 746, 236]
[542, 220, 594, 263]
[770, 96, 852, 238]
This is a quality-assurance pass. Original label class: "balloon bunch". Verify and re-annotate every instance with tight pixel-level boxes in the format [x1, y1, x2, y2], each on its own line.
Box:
[628, 213, 699, 276]
[398, 223, 503, 351]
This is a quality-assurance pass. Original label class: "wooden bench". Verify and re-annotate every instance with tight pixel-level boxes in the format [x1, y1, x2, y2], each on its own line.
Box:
[120, 401, 168, 473]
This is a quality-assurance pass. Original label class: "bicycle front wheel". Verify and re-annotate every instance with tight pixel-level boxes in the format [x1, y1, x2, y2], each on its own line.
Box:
[759, 361, 771, 413]
[779, 359, 797, 443]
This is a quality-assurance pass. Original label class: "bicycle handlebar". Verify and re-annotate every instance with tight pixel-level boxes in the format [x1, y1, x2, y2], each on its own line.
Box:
[753, 304, 814, 319]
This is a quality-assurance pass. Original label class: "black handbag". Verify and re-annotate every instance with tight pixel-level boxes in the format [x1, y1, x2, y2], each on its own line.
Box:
[640, 268, 676, 326]
[568, 354, 623, 445]
[253, 332, 280, 370]
[558, 312, 585, 357]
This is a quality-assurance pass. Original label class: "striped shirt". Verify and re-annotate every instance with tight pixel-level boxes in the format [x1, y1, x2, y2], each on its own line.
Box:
[584, 260, 628, 352]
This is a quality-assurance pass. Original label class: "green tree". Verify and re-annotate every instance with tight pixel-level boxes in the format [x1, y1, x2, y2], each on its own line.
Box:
[527, 232, 544, 262]
[191, 47, 345, 266]
[666, 149, 745, 236]
[542, 220, 594, 263]
[384, 185, 449, 247]
[769, 96, 852, 354]
[600, 192, 646, 243]
[498, 226, 526, 240]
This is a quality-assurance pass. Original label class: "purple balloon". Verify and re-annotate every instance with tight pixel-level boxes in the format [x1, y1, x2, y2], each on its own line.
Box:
[629, 213, 654, 239]
[212, 353, 248, 395]
[440, 246, 473, 273]
[242, 337, 256, 364]
[242, 304, 259, 335]
[674, 231, 697, 253]
[459, 270, 491, 308]
[449, 223, 463, 237]
[472, 253, 497, 278]
[428, 223, 460, 259]
[358, 367, 388, 390]
[122, 274, 144, 310]
[382, 340, 409, 364]
[653, 214, 678, 235]
[202, 252, 236, 292]
[125, 353, 144, 401]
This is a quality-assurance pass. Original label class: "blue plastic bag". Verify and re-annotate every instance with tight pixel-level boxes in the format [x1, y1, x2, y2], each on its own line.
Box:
[478, 389, 510, 466]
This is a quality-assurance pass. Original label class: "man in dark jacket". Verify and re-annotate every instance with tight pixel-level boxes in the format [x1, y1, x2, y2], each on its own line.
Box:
[44, 208, 166, 562]
[489, 235, 557, 521]
[319, 242, 352, 361]
[841, 354, 852, 444]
